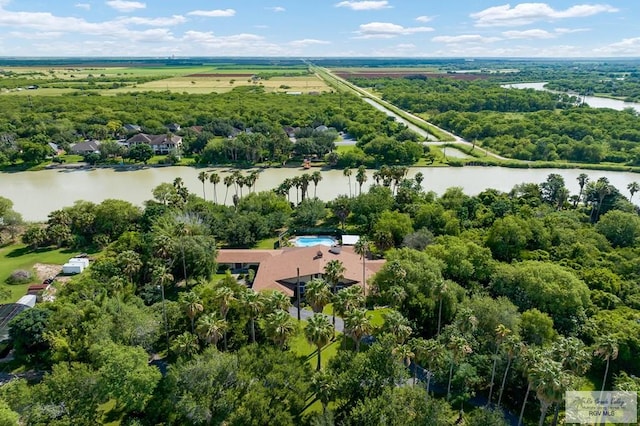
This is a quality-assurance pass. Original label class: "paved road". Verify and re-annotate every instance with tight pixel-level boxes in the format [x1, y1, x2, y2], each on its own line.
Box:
[312, 64, 512, 161]
[288, 305, 344, 333]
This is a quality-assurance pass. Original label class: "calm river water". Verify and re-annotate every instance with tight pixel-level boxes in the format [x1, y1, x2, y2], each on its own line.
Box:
[504, 82, 640, 113]
[3, 165, 639, 222]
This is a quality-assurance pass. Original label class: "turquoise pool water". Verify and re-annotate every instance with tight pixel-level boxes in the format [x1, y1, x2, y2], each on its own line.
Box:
[292, 236, 337, 247]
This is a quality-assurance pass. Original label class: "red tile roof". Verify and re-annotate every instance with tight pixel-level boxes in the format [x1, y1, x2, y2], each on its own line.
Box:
[218, 246, 385, 297]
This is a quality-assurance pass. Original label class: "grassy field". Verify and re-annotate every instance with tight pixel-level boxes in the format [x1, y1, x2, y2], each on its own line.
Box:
[0, 244, 76, 303]
[0, 65, 330, 96]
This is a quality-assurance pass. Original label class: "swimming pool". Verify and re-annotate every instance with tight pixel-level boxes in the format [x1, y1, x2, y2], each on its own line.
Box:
[291, 236, 337, 247]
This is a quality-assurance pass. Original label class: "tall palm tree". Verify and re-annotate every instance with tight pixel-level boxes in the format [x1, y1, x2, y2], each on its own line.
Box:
[530, 359, 567, 426]
[264, 309, 296, 349]
[353, 236, 370, 297]
[518, 346, 544, 426]
[576, 173, 589, 206]
[382, 310, 412, 345]
[415, 338, 446, 399]
[196, 312, 227, 348]
[117, 250, 142, 283]
[180, 291, 203, 334]
[497, 334, 523, 408]
[300, 173, 311, 201]
[434, 280, 448, 336]
[291, 176, 302, 204]
[414, 172, 424, 188]
[446, 334, 473, 400]
[209, 172, 220, 204]
[594, 335, 619, 394]
[627, 181, 640, 201]
[213, 286, 236, 350]
[553, 336, 592, 377]
[247, 170, 259, 193]
[344, 308, 371, 352]
[311, 171, 323, 198]
[197, 171, 209, 200]
[305, 314, 333, 370]
[323, 259, 345, 333]
[355, 165, 367, 195]
[333, 286, 364, 325]
[241, 289, 264, 343]
[343, 167, 352, 197]
[488, 324, 512, 406]
[304, 278, 332, 313]
[236, 174, 246, 199]
[223, 175, 234, 205]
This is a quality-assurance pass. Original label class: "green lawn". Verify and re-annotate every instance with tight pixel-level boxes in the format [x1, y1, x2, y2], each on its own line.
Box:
[289, 320, 341, 371]
[255, 237, 279, 249]
[0, 244, 77, 303]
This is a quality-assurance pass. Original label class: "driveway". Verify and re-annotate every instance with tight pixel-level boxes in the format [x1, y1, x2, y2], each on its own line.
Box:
[288, 305, 344, 333]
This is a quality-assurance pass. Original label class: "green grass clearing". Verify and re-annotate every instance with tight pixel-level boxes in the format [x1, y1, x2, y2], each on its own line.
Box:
[0, 244, 78, 303]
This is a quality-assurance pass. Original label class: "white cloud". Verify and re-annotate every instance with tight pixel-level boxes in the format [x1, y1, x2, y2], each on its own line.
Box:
[471, 3, 618, 27]
[594, 37, 640, 56]
[415, 16, 433, 23]
[116, 15, 186, 26]
[432, 34, 501, 44]
[267, 6, 286, 12]
[289, 38, 330, 47]
[554, 27, 589, 34]
[502, 29, 555, 39]
[187, 9, 236, 18]
[9, 31, 63, 40]
[335, 1, 391, 11]
[355, 22, 433, 39]
[75, 3, 91, 10]
[105, 1, 145, 13]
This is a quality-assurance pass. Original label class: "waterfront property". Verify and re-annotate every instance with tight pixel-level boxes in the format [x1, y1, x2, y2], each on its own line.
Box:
[125, 133, 183, 155]
[217, 245, 385, 297]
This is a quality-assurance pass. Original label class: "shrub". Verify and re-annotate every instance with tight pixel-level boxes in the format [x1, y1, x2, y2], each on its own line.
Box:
[6, 269, 33, 285]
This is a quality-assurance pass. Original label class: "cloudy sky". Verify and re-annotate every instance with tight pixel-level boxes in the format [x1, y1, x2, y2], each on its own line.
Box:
[0, 1, 637, 57]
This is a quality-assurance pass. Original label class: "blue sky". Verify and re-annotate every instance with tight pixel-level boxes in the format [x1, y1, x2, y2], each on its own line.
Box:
[0, 1, 637, 57]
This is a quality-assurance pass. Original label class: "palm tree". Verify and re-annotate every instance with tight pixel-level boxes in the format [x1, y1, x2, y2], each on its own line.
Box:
[305, 314, 333, 370]
[223, 175, 234, 204]
[344, 308, 371, 352]
[355, 165, 367, 195]
[415, 338, 446, 399]
[172, 331, 199, 359]
[311, 171, 323, 198]
[264, 290, 291, 313]
[414, 172, 424, 188]
[497, 334, 523, 408]
[333, 286, 364, 325]
[311, 370, 336, 415]
[291, 176, 302, 204]
[488, 324, 511, 407]
[264, 309, 296, 349]
[209, 172, 220, 204]
[446, 334, 473, 400]
[392, 343, 415, 382]
[353, 236, 370, 297]
[246, 170, 259, 193]
[304, 278, 332, 313]
[300, 173, 311, 201]
[343, 167, 352, 197]
[213, 286, 236, 350]
[117, 250, 142, 283]
[279, 178, 293, 203]
[241, 289, 264, 343]
[553, 336, 592, 377]
[594, 335, 619, 394]
[576, 173, 589, 206]
[323, 259, 345, 333]
[530, 359, 567, 426]
[591, 177, 612, 222]
[382, 310, 412, 345]
[434, 280, 448, 336]
[180, 291, 203, 334]
[628, 181, 640, 201]
[197, 171, 209, 200]
[196, 313, 227, 348]
[236, 174, 246, 199]
[517, 346, 544, 426]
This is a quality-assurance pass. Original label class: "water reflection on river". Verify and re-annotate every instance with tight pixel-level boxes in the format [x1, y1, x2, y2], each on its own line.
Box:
[3, 165, 640, 222]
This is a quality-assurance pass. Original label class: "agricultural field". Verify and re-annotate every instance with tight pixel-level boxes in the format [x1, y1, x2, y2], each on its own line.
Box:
[331, 67, 488, 81]
[0, 64, 329, 95]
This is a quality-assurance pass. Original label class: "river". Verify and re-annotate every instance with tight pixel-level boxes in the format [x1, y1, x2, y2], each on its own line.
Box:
[3, 165, 639, 222]
[503, 82, 640, 113]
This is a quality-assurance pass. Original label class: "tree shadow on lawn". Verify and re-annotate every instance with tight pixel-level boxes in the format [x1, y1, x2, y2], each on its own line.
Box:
[6, 246, 80, 258]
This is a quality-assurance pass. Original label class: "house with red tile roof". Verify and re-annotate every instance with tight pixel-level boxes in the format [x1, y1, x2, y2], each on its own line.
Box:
[217, 245, 385, 297]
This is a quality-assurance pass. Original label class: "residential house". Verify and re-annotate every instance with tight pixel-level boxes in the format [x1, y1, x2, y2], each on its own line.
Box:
[166, 123, 181, 133]
[47, 142, 62, 156]
[70, 140, 101, 155]
[126, 133, 182, 155]
[217, 245, 385, 297]
[123, 123, 142, 133]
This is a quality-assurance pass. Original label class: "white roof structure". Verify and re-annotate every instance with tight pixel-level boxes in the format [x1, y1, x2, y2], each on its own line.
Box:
[16, 295, 36, 308]
[342, 235, 360, 245]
